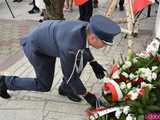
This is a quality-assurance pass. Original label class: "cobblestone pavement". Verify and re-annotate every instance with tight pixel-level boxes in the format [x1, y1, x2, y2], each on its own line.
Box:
[0, 0, 158, 120]
[0, 19, 38, 71]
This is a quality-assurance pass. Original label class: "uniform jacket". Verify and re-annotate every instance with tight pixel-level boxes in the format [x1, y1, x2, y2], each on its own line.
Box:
[20, 20, 94, 91]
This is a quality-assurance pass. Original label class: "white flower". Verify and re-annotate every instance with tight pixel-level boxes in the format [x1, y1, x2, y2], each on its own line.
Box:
[126, 114, 136, 120]
[115, 109, 122, 119]
[147, 75, 152, 82]
[136, 88, 143, 94]
[112, 70, 120, 79]
[121, 72, 129, 78]
[141, 82, 153, 89]
[129, 73, 136, 80]
[122, 61, 132, 69]
[146, 39, 160, 56]
[137, 51, 150, 58]
[123, 106, 130, 115]
[127, 83, 132, 89]
[138, 68, 152, 82]
[146, 45, 157, 56]
[131, 92, 139, 100]
[152, 66, 158, 71]
[152, 72, 157, 80]
[120, 82, 126, 90]
[128, 90, 139, 100]
[132, 58, 138, 63]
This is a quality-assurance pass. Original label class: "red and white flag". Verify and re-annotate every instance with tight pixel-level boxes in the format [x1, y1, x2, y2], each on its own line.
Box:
[132, 0, 155, 15]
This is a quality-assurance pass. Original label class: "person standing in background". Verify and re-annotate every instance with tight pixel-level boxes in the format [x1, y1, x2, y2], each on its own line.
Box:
[43, 0, 65, 20]
[35, 0, 48, 22]
[93, 0, 98, 8]
[64, 0, 73, 12]
[119, 0, 124, 11]
[28, 0, 40, 14]
[75, 0, 93, 22]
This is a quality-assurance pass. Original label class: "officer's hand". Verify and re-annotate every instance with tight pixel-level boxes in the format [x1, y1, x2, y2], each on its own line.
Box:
[84, 92, 106, 108]
[90, 61, 106, 79]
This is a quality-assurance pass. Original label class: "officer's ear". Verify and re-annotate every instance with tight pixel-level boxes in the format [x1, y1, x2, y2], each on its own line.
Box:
[87, 35, 98, 46]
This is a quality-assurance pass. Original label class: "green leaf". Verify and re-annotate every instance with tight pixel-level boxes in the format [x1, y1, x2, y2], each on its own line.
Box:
[141, 87, 150, 105]
[137, 115, 144, 120]
[119, 114, 126, 120]
[98, 114, 103, 120]
[127, 51, 136, 61]
[145, 105, 160, 112]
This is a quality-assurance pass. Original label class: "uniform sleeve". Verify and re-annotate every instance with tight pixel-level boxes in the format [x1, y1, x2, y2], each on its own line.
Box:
[83, 48, 94, 62]
[59, 49, 86, 95]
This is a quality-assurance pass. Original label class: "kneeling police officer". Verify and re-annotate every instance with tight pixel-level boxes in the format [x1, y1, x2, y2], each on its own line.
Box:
[0, 15, 120, 108]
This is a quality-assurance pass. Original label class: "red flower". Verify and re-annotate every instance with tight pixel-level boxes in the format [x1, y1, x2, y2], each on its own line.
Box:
[103, 83, 109, 91]
[132, 77, 144, 84]
[139, 88, 145, 96]
[114, 79, 123, 84]
[120, 75, 128, 81]
[111, 64, 120, 75]
[114, 75, 128, 84]
[124, 94, 131, 102]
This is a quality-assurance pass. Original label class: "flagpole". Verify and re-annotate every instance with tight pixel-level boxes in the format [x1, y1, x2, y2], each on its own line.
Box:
[4, 0, 15, 18]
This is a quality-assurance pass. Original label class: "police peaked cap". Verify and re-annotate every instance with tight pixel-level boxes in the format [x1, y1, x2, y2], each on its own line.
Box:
[89, 15, 121, 44]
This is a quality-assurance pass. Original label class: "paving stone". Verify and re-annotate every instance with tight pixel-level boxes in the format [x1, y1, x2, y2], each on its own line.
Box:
[0, 110, 42, 120]
[0, 100, 45, 110]
[45, 111, 86, 120]
[45, 101, 88, 115]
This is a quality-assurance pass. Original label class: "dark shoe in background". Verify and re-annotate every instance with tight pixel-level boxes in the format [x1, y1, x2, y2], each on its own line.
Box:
[40, 12, 44, 16]
[38, 19, 43, 23]
[13, 0, 22, 2]
[93, 3, 98, 8]
[29, 1, 33, 5]
[119, 5, 124, 11]
[93, 0, 98, 8]
[58, 85, 82, 102]
[28, 7, 40, 14]
[0, 76, 11, 99]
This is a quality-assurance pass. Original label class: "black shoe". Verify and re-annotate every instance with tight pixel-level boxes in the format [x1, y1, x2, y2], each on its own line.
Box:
[29, 1, 33, 5]
[93, 4, 98, 8]
[40, 12, 44, 16]
[28, 7, 40, 14]
[84, 92, 106, 108]
[93, 0, 98, 8]
[38, 19, 43, 23]
[119, 6, 124, 11]
[0, 76, 11, 99]
[58, 85, 82, 102]
[16, 0, 22, 2]
[13, 0, 22, 2]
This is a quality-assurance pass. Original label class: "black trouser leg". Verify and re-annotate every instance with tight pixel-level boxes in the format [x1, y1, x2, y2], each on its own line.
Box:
[79, 0, 93, 22]
[33, 0, 39, 9]
[119, 0, 124, 11]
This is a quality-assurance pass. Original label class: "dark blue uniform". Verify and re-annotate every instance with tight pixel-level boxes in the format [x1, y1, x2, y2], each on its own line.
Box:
[5, 20, 94, 95]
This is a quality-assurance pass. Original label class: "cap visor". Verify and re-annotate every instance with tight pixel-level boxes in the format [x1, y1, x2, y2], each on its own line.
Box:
[103, 41, 113, 46]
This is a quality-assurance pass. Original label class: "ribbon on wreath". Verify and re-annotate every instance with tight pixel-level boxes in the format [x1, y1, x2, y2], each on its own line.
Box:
[87, 106, 128, 120]
[103, 79, 123, 102]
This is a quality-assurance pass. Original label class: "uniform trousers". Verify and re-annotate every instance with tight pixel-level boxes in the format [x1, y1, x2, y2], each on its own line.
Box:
[4, 39, 87, 94]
